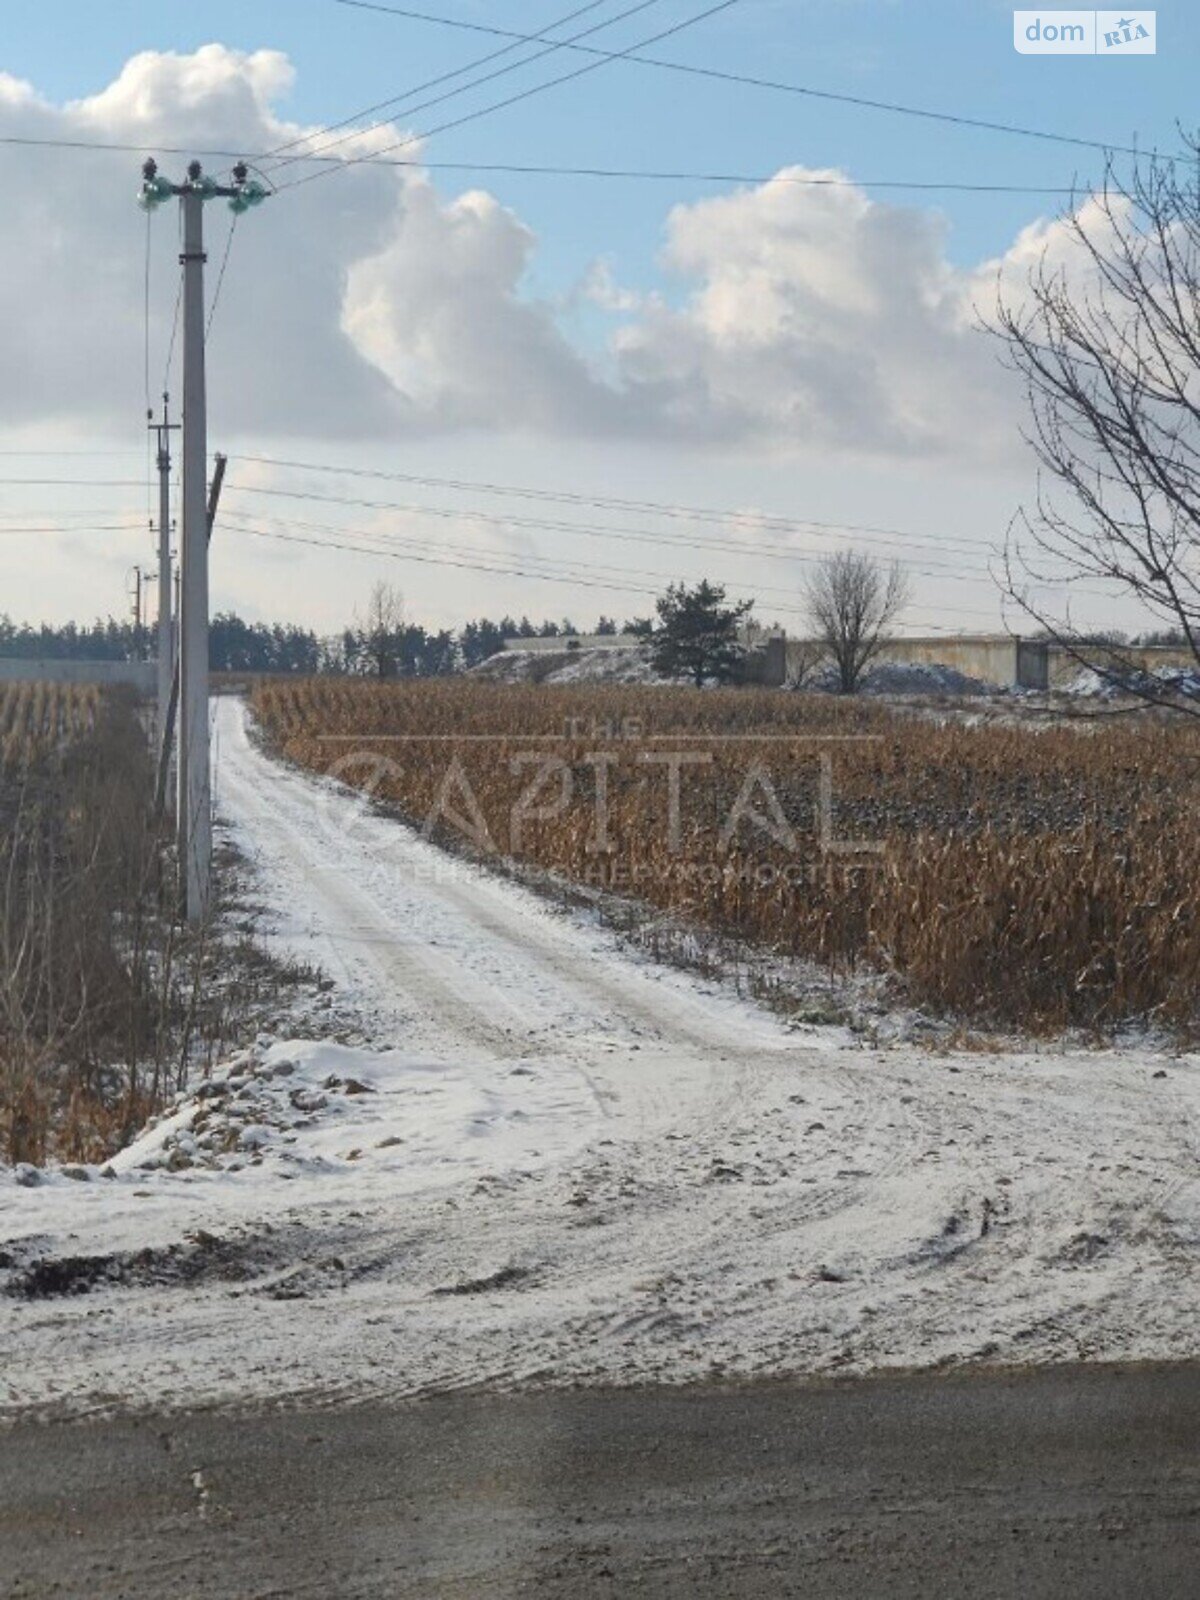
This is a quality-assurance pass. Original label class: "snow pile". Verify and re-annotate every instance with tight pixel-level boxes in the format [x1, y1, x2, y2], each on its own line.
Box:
[1065, 664, 1200, 700]
[805, 659, 995, 697]
[862, 660, 996, 696]
[471, 645, 672, 686]
[99, 1034, 597, 1194]
[110, 1040, 407, 1181]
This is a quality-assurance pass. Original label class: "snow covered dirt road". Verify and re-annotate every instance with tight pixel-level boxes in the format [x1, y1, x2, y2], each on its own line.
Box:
[2, 695, 1200, 1417]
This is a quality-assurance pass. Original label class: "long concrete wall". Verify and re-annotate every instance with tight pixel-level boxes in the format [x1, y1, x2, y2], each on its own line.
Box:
[780, 635, 1030, 688]
[0, 658, 155, 692]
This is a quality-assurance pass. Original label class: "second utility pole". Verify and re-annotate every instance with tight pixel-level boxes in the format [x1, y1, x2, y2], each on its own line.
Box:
[149, 395, 178, 752]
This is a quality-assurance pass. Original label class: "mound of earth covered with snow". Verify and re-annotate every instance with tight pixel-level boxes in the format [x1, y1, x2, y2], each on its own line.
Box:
[807, 659, 996, 697]
[476, 649, 998, 696]
[472, 645, 672, 686]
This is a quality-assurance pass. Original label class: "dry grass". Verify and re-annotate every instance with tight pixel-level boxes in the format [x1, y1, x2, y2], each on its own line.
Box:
[0, 686, 166, 1163]
[0, 685, 297, 1166]
[254, 678, 1200, 1036]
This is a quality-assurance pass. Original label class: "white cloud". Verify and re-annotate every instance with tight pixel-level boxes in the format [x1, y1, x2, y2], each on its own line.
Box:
[2, 51, 1046, 465]
[611, 170, 1024, 460]
[343, 184, 620, 433]
[0, 46, 402, 439]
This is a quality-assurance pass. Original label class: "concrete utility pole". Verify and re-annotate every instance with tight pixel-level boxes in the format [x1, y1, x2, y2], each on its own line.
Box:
[139, 157, 266, 925]
[148, 395, 178, 748]
[128, 565, 144, 645]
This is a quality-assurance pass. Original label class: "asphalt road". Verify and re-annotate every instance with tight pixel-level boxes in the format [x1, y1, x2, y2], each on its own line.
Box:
[3, 1364, 1199, 1599]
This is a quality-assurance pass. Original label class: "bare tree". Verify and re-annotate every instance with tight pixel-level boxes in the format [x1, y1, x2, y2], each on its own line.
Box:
[993, 142, 1200, 713]
[803, 551, 909, 693]
[358, 582, 406, 679]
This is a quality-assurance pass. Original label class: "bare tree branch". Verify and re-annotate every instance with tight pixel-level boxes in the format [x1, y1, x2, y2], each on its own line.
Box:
[988, 140, 1200, 713]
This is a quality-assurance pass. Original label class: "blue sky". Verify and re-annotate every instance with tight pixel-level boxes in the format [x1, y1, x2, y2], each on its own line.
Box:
[12, 1, 1193, 277]
[2, 3, 1195, 632]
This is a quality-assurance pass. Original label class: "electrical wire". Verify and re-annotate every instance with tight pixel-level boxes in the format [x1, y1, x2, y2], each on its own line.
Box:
[224, 517, 1006, 630]
[142, 211, 152, 419]
[143, 208, 154, 535]
[162, 205, 184, 396]
[0, 132, 1101, 196]
[221, 483, 1001, 573]
[220, 504, 1007, 615]
[330, 0, 1176, 166]
[267, 0, 678, 181]
[274, 160, 1087, 195]
[0, 479, 148, 487]
[275, 0, 747, 194]
[0, 521, 150, 535]
[0, 505, 147, 517]
[257, 0, 629, 173]
[205, 212, 240, 342]
[227, 455, 1002, 562]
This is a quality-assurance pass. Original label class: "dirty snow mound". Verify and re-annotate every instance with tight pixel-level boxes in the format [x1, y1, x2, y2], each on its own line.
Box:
[807, 660, 994, 696]
[471, 646, 671, 686]
[1065, 664, 1200, 701]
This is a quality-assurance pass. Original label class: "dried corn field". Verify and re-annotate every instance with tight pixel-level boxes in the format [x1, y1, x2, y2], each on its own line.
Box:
[0, 681, 100, 771]
[253, 678, 1200, 1036]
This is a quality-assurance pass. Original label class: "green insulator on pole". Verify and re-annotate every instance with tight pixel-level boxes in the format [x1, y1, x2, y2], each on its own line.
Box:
[137, 174, 175, 211]
[229, 180, 269, 215]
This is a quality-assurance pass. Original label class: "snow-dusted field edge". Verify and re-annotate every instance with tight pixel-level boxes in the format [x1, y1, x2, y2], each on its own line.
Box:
[2, 697, 1198, 1419]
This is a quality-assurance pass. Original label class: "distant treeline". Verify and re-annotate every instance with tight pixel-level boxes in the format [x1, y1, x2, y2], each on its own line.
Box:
[0, 611, 654, 677]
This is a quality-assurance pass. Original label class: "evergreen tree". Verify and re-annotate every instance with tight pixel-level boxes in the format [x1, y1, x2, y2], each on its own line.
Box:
[650, 581, 752, 688]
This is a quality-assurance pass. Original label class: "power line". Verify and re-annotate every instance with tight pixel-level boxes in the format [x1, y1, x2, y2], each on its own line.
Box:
[237, 519, 677, 600]
[142, 210, 152, 417]
[227, 517, 999, 628]
[331, 0, 1175, 165]
[228, 454, 1001, 561]
[221, 504, 1006, 618]
[0, 503, 147, 514]
[258, 0, 634, 174]
[291, 160, 1085, 195]
[276, 0, 747, 194]
[143, 208, 153, 532]
[267, 0, 676, 180]
[0, 478, 148, 487]
[0, 521, 149, 535]
[0, 133, 1088, 194]
[205, 213, 240, 342]
[221, 482, 1001, 573]
[220, 498, 1006, 603]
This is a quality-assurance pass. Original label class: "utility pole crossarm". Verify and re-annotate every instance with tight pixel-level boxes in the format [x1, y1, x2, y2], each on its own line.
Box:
[138, 157, 269, 212]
